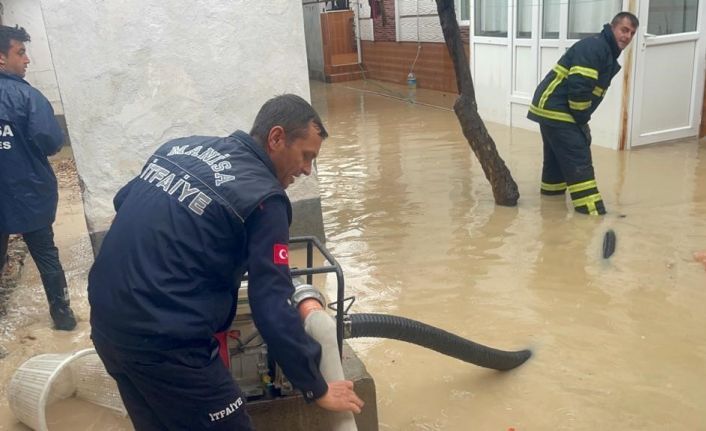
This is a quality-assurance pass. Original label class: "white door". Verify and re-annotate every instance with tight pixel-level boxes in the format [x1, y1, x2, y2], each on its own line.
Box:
[509, 0, 540, 129]
[630, 0, 706, 147]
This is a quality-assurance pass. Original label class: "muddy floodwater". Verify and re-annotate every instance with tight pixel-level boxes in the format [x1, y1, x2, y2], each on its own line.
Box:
[1, 79, 705, 430]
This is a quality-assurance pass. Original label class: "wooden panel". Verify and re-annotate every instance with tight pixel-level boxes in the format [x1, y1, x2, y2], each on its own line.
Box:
[326, 70, 364, 83]
[331, 53, 358, 65]
[361, 41, 470, 93]
[321, 10, 357, 71]
[320, 10, 361, 82]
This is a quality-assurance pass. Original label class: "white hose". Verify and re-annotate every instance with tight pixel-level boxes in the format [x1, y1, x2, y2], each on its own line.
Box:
[304, 310, 358, 431]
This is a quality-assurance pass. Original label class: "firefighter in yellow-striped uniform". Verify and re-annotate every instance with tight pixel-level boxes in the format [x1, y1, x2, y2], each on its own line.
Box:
[527, 12, 638, 215]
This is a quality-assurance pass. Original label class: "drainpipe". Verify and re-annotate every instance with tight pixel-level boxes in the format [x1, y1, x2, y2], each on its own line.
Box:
[354, 0, 362, 64]
[407, 0, 422, 86]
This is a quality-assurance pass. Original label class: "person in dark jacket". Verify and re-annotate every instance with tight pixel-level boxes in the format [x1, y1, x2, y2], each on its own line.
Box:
[88, 94, 363, 430]
[0, 25, 76, 330]
[527, 12, 638, 215]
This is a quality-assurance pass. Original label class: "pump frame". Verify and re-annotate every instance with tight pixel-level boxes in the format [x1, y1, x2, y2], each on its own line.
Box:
[243, 235, 351, 357]
[289, 236, 351, 358]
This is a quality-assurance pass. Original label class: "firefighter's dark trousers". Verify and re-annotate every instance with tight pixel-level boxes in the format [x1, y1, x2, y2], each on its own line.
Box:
[539, 123, 606, 215]
[93, 331, 255, 431]
[0, 227, 76, 330]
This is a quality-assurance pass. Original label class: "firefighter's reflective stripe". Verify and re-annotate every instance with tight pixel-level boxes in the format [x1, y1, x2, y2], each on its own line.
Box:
[569, 178, 603, 215]
[569, 100, 592, 110]
[553, 64, 569, 77]
[568, 66, 599, 80]
[529, 105, 576, 123]
[541, 181, 567, 191]
[572, 193, 603, 215]
[592, 86, 605, 97]
[568, 179, 597, 194]
[538, 65, 569, 108]
[541, 181, 567, 196]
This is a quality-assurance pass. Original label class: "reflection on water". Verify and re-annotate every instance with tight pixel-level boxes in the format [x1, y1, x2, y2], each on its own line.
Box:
[314, 79, 706, 430]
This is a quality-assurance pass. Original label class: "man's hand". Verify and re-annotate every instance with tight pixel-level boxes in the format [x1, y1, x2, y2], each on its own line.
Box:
[315, 380, 364, 414]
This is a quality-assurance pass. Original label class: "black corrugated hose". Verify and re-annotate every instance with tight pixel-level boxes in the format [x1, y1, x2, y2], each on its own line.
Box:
[346, 313, 531, 371]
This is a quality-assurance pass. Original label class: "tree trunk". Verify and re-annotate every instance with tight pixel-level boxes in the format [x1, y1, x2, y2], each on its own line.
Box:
[435, 0, 519, 206]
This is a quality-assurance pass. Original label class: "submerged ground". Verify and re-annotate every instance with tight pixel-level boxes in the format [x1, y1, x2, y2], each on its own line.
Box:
[0, 79, 705, 430]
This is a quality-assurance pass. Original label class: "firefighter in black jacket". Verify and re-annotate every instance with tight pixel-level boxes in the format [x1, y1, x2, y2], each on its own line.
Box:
[88, 94, 363, 430]
[527, 12, 639, 215]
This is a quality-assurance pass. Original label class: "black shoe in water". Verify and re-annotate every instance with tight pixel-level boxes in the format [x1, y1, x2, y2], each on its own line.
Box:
[50, 305, 77, 331]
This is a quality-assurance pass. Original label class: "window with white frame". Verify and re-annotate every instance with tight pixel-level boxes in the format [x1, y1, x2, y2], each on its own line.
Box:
[475, 0, 508, 36]
[542, 0, 559, 39]
[647, 0, 698, 35]
[568, 0, 620, 39]
[516, 0, 532, 38]
[458, 0, 470, 24]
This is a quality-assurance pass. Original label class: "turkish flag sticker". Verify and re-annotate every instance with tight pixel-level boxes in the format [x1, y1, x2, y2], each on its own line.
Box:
[273, 244, 289, 265]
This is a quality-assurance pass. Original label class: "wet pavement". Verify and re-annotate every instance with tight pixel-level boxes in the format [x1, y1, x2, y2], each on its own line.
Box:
[0, 79, 705, 430]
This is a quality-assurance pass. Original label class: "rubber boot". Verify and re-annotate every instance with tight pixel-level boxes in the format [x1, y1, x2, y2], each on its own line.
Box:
[40, 271, 77, 331]
[0, 233, 8, 273]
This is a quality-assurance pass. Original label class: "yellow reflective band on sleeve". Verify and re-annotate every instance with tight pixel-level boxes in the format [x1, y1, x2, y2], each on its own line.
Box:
[541, 181, 568, 191]
[538, 65, 569, 109]
[553, 64, 569, 78]
[572, 193, 603, 216]
[569, 100, 592, 110]
[592, 86, 605, 97]
[568, 180, 597, 194]
[569, 66, 598, 80]
[529, 104, 576, 123]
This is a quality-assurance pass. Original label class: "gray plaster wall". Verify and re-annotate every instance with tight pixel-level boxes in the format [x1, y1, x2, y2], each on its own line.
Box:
[38, 0, 326, 248]
[302, 1, 325, 81]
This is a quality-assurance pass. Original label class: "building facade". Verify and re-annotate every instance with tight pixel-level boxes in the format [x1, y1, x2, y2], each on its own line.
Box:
[470, 0, 706, 149]
[305, 0, 706, 149]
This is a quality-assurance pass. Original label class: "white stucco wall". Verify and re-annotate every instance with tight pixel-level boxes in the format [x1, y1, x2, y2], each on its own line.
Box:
[398, 0, 445, 43]
[39, 0, 316, 236]
[1, 0, 63, 114]
[352, 0, 373, 41]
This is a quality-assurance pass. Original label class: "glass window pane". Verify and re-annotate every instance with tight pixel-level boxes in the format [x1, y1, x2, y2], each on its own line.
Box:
[568, 0, 620, 39]
[517, 0, 532, 38]
[542, 0, 559, 39]
[648, 0, 698, 35]
[475, 0, 508, 37]
[460, 0, 470, 22]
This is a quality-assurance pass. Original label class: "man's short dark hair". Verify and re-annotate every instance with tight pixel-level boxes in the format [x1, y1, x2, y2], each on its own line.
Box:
[612, 12, 639, 28]
[0, 25, 31, 55]
[250, 94, 328, 146]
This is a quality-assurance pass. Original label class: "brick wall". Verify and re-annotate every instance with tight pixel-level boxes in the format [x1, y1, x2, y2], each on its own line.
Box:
[363, 1, 472, 93]
[372, 0, 396, 42]
[460, 25, 469, 43]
